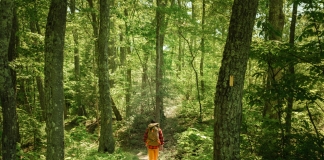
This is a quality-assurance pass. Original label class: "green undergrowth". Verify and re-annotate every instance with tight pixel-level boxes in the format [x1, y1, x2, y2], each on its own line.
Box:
[17, 111, 214, 160]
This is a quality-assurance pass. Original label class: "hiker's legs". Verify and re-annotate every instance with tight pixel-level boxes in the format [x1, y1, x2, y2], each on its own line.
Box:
[154, 148, 159, 159]
[148, 148, 159, 160]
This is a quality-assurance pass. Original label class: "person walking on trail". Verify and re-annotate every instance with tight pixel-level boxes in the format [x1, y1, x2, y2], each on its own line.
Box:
[143, 120, 164, 160]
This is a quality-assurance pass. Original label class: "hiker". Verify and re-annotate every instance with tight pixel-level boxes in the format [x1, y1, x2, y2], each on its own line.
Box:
[143, 120, 164, 160]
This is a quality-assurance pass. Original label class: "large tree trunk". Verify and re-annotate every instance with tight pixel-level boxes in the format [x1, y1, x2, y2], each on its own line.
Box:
[0, 2, 20, 159]
[98, 0, 115, 153]
[44, 0, 67, 159]
[213, 0, 258, 159]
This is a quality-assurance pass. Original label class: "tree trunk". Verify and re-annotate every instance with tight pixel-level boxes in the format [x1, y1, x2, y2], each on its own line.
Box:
[285, 2, 298, 158]
[29, 4, 46, 121]
[70, 0, 85, 117]
[263, 0, 285, 117]
[269, 0, 285, 41]
[155, 0, 167, 123]
[36, 76, 46, 121]
[44, 0, 67, 159]
[111, 97, 122, 121]
[0, 2, 20, 159]
[141, 48, 149, 113]
[107, 0, 123, 121]
[213, 0, 258, 159]
[126, 68, 131, 117]
[98, 0, 115, 153]
[17, 80, 32, 113]
[120, 11, 132, 118]
[86, 0, 100, 120]
[200, 0, 206, 97]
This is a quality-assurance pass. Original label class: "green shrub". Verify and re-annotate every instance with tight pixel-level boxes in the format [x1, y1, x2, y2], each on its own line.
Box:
[175, 128, 213, 160]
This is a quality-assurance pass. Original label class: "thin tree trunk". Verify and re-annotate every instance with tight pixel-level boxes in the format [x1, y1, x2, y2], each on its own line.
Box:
[306, 103, 324, 158]
[44, 0, 67, 159]
[29, 2, 46, 121]
[70, 0, 85, 117]
[213, 0, 258, 159]
[200, 0, 206, 97]
[126, 68, 131, 116]
[98, 0, 115, 153]
[1, 3, 20, 159]
[285, 2, 298, 158]
[36, 76, 46, 120]
[17, 80, 32, 113]
[119, 27, 129, 117]
[120, 11, 132, 118]
[111, 97, 122, 121]
[86, 0, 100, 120]
[107, 0, 123, 121]
[141, 49, 149, 113]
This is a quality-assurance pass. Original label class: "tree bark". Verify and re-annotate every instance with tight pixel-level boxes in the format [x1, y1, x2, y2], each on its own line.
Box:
[111, 97, 122, 121]
[263, 0, 285, 117]
[200, 0, 206, 97]
[36, 76, 46, 121]
[29, 2, 46, 121]
[86, 0, 100, 120]
[155, 0, 167, 123]
[98, 0, 115, 153]
[70, 0, 86, 117]
[0, 2, 20, 159]
[44, 0, 67, 159]
[285, 2, 298, 158]
[121, 10, 132, 118]
[213, 0, 258, 159]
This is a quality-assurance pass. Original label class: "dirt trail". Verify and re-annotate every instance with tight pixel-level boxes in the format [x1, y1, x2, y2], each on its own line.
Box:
[136, 151, 148, 160]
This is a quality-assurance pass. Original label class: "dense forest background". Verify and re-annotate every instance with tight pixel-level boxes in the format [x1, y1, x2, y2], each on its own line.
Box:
[0, 0, 324, 159]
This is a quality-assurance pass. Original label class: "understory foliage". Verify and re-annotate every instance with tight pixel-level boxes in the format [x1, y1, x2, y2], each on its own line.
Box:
[175, 127, 213, 160]
[15, 115, 137, 160]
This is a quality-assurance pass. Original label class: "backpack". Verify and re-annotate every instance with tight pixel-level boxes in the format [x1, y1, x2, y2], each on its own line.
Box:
[147, 123, 160, 146]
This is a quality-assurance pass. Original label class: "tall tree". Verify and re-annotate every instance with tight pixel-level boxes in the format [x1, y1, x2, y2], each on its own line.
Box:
[120, 11, 132, 118]
[44, 0, 67, 159]
[0, 2, 20, 159]
[86, 0, 100, 120]
[29, 0, 46, 121]
[200, 0, 206, 97]
[98, 0, 115, 153]
[155, 0, 167, 123]
[263, 0, 285, 117]
[284, 1, 298, 157]
[107, 0, 122, 121]
[69, 0, 86, 116]
[213, 0, 258, 159]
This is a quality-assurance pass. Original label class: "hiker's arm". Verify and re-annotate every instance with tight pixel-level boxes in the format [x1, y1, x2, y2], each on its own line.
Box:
[159, 129, 164, 145]
[143, 129, 148, 143]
